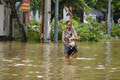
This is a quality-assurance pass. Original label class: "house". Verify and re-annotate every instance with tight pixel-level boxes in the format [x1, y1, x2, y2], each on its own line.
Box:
[83, 9, 103, 23]
[63, 6, 70, 21]
[0, 3, 11, 40]
[63, 6, 74, 21]
[0, 0, 30, 40]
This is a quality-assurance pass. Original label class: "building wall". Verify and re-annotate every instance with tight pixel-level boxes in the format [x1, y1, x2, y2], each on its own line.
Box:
[63, 7, 70, 21]
[83, 9, 103, 23]
[0, 5, 4, 36]
[0, 4, 11, 37]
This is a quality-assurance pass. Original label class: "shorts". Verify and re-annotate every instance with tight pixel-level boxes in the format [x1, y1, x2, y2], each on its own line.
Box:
[64, 45, 77, 56]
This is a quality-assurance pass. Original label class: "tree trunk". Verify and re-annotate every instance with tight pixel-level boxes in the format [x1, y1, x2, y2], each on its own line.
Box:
[9, 15, 13, 41]
[105, 0, 108, 26]
[40, 0, 44, 43]
[43, 0, 51, 43]
[10, 0, 27, 42]
[15, 14, 27, 42]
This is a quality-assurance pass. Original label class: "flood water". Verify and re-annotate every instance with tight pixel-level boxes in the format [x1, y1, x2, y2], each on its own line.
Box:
[0, 40, 120, 80]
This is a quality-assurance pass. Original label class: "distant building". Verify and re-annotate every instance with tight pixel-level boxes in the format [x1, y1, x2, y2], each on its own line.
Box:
[83, 9, 103, 23]
[0, 4, 11, 38]
[63, 6, 70, 21]
[63, 6, 74, 21]
[0, 0, 30, 40]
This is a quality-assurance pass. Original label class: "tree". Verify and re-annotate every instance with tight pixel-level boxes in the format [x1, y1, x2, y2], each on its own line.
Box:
[6, 0, 27, 42]
[43, 0, 51, 42]
[112, 0, 120, 10]
[58, 0, 95, 21]
[30, 0, 41, 18]
[40, 0, 44, 43]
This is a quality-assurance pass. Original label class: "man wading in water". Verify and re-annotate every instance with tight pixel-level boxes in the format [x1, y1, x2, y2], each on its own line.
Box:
[62, 21, 78, 59]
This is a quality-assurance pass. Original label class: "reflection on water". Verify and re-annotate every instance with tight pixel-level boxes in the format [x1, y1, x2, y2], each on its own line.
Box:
[106, 42, 111, 80]
[0, 40, 120, 80]
[62, 59, 78, 80]
[43, 43, 51, 80]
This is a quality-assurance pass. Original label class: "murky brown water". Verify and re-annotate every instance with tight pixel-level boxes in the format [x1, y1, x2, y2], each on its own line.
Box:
[0, 40, 120, 80]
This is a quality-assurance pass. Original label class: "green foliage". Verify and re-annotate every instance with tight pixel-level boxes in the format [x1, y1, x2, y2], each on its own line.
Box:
[27, 18, 119, 42]
[85, 15, 93, 22]
[30, 0, 41, 11]
[27, 27, 40, 42]
[51, 19, 110, 42]
[64, 0, 93, 11]
[71, 19, 80, 28]
[76, 16, 109, 42]
[51, 19, 66, 41]
[51, 20, 107, 42]
[30, 0, 41, 16]
[77, 22, 107, 42]
[27, 18, 40, 42]
[111, 24, 120, 38]
[112, 0, 120, 10]
[30, 18, 40, 26]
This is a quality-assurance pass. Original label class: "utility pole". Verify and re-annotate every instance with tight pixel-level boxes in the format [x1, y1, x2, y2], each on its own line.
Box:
[107, 0, 111, 36]
[43, 0, 51, 43]
[54, 0, 59, 43]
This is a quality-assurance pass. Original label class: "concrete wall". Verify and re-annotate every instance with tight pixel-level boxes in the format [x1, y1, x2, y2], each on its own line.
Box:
[0, 5, 11, 36]
[0, 5, 5, 36]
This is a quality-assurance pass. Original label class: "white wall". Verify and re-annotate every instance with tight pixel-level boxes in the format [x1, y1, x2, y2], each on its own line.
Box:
[5, 7, 11, 36]
[0, 5, 11, 36]
[0, 5, 4, 36]
[83, 9, 103, 23]
[63, 7, 70, 21]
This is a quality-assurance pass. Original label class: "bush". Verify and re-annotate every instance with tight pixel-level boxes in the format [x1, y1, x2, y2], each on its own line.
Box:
[111, 24, 120, 38]
[51, 19, 109, 42]
[30, 18, 40, 26]
[27, 17, 119, 42]
[26, 18, 40, 42]
[76, 22, 107, 42]
[27, 27, 40, 42]
[51, 19, 66, 41]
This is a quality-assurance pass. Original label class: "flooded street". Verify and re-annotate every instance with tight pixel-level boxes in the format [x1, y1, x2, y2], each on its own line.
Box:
[0, 40, 120, 80]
